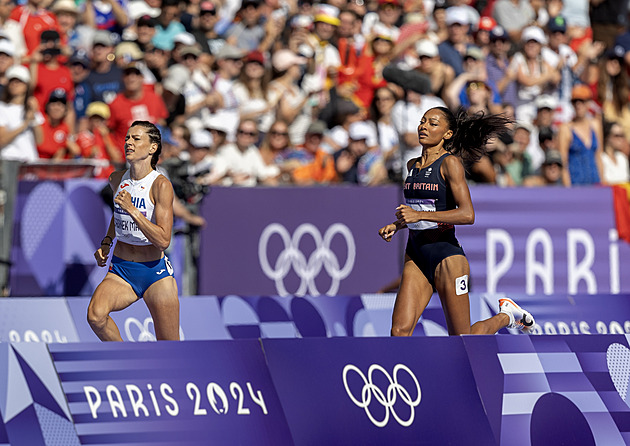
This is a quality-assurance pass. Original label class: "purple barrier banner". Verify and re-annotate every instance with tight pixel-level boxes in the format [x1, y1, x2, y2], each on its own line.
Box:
[263, 337, 495, 445]
[198, 186, 403, 296]
[459, 187, 630, 295]
[9, 179, 186, 297]
[66, 296, 231, 342]
[10, 180, 110, 296]
[477, 293, 630, 336]
[0, 298, 79, 342]
[198, 186, 630, 296]
[463, 334, 630, 445]
[48, 341, 293, 446]
[0, 343, 79, 446]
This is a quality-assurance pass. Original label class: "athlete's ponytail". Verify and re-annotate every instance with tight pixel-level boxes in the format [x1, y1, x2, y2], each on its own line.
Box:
[434, 107, 512, 165]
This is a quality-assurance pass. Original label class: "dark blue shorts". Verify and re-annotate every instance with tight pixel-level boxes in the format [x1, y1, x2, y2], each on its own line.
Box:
[406, 230, 466, 287]
[108, 255, 174, 298]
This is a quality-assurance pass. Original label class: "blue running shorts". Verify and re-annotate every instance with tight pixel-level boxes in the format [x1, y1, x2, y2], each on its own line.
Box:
[109, 255, 174, 298]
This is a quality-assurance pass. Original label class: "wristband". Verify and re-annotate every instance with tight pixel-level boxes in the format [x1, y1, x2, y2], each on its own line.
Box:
[101, 236, 113, 247]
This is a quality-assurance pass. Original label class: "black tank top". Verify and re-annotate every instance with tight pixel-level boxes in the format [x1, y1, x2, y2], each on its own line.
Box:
[403, 153, 455, 235]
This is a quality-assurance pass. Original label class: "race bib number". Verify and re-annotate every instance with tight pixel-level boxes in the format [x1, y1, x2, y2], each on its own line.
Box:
[405, 198, 438, 231]
[455, 275, 469, 295]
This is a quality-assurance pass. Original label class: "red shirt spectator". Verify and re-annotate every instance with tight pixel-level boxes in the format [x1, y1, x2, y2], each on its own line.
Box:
[31, 30, 74, 111]
[36, 89, 79, 158]
[76, 101, 120, 178]
[8, 1, 61, 56]
[107, 62, 168, 158]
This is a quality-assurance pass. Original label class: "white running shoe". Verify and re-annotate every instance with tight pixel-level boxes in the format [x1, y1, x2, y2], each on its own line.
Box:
[499, 297, 535, 332]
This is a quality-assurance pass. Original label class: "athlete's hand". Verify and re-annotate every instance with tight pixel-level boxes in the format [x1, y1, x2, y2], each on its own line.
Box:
[396, 204, 421, 225]
[114, 189, 134, 213]
[94, 245, 110, 267]
[378, 224, 397, 242]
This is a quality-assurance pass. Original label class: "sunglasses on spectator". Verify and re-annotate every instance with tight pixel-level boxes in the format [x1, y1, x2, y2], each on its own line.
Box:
[238, 129, 257, 136]
[123, 69, 142, 76]
[200, 9, 216, 15]
[270, 130, 288, 136]
[467, 81, 488, 90]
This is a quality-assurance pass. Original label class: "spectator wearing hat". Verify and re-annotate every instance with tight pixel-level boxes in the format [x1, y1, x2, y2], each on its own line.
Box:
[446, 45, 503, 115]
[152, 0, 186, 51]
[7, 0, 61, 58]
[411, 39, 454, 102]
[215, 118, 280, 186]
[486, 25, 517, 108]
[107, 61, 168, 157]
[210, 44, 244, 139]
[268, 48, 318, 144]
[525, 94, 557, 171]
[51, 0, 81, 55]
[473, 16, 496, 51]
[323, 98, 373, 154]
[187, 128, 228, 185]
[76, 101, 120, 176]
[81, 0, 129, 35]
[557, 84, 604, 186]
[133, 14, 158, 52]
[491, 0, 535, 42]
[361, 0, 401, 42]
[179, 44, 221, 132]
[30, 30, 75, 121]
[0, 39, 15, 96]
[509, 26, 560, 122]
[69, 50, 92, 122]
[522, 149, 565, 186]
[334, 120, 387, 185]
[0, 65, 43, 162]
[542, 16, 587, 115]
[37, 88, 80, 159]
[203, 114, 230, 152]
[352, 23, 396, 108]
[290, 119, 338, 184]
[592, 45, 630, 141]
[438, 6, 473, 77]
[86, 30, 123, 104]
[233, 50, 279, 134]
[307, 4, 342, 92]
[192, 1, 224, 56]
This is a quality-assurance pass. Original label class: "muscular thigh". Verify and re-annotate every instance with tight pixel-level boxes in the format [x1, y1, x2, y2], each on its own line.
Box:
[434, 255, 471, 335]
[90, 273, 140, 313]
[392, 255, 434, 326]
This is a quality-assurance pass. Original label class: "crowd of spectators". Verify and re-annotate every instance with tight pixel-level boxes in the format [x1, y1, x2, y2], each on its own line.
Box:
[0, 0, 629, 193]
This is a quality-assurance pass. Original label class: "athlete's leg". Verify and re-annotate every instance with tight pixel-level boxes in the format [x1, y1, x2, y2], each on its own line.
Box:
[87, 273, 140, 341]
[143, 277, 179, 340]
[391, 254, 434, 337]
[434, 255, 510, 335]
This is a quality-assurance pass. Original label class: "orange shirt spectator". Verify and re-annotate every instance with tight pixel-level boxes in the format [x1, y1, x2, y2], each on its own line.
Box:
[290, 120, 338, 184]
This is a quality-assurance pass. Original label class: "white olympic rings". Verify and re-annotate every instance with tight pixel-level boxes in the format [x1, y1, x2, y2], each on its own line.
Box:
[342, 363, 421, 428]
[123, 317, 185, 341]
[258, 223, 356, 297]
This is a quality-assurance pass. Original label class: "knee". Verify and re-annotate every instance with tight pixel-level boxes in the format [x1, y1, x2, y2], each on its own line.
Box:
[391, 324, 413, 337]
[87, 302, 109, 331]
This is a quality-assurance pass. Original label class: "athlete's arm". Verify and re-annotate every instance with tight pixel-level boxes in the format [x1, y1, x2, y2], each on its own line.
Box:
[395, 155, 474, 227]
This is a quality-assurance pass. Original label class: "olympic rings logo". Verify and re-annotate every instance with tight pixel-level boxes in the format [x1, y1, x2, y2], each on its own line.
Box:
[258, 223, 356, 297]
[123, 317, 185, 341]
[342, 363, 421, 428]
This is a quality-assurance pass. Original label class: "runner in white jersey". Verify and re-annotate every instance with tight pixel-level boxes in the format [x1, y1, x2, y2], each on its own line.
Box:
[87, 121, 180, 341]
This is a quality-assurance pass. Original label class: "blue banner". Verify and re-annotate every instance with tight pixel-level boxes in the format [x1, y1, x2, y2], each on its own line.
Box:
[48, 341, 293, 445]
[0, 298, 79, 343]
[263, 337, 495, 445]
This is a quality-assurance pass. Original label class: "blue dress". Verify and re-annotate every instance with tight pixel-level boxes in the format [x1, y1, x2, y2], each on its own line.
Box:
[568, 128, 600, 185]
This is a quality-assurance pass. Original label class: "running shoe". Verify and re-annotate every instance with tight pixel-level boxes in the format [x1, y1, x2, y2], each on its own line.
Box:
[499, 297, 535, 332]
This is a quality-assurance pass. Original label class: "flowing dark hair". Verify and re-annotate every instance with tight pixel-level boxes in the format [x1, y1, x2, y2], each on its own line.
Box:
[130, 120, 162, 169]
[433, 107, 512, 165]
